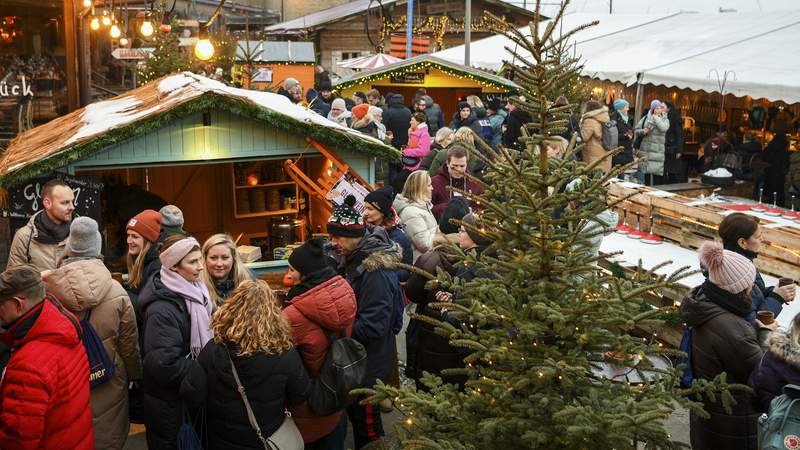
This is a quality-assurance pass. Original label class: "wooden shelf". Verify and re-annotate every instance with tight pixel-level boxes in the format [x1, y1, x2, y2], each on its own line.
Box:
[234, 208, 299, 219]
[235, 181, 296, 190]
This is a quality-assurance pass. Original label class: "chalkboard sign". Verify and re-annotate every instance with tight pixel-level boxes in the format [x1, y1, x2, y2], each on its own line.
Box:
[3, 174, 104, 234]
[390, 72, 425, 84]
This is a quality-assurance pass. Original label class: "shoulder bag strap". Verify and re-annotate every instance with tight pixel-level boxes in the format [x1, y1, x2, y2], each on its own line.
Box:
[226, 346, 273, 450]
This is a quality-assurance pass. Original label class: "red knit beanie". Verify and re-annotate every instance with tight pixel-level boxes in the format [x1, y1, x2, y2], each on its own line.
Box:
[127, 209, 162, 243]
[352, 103, 370, 120]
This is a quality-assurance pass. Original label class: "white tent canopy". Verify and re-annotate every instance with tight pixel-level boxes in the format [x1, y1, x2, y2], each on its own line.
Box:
[433, 11, 800, 104]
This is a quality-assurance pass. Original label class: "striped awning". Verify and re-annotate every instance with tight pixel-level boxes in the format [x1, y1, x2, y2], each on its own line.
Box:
[338, 53, 403, 70]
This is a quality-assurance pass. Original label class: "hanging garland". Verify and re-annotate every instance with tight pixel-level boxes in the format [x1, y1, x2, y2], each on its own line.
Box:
[379, 13, 506, 51]
[335, 59, 515, 93]
[0, 93, 399, 188]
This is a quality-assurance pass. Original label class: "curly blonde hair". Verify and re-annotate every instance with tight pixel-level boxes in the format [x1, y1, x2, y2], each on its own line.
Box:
[211, 279, 293, 357]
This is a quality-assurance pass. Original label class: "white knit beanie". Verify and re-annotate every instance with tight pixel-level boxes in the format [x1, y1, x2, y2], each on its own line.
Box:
[698, 241, 756, 294]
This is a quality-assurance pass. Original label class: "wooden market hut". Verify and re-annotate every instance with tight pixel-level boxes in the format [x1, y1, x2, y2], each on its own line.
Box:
[335, 54, 520, 119]
[0, 72, 398, 273]
[234, 41, 317, 92]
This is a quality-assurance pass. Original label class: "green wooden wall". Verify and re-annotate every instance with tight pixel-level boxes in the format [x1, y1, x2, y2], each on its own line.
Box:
[68, 110, 375, 183]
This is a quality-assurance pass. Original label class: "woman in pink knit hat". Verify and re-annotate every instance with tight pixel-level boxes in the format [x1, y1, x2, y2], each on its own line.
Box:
[679, 241, 766, 450]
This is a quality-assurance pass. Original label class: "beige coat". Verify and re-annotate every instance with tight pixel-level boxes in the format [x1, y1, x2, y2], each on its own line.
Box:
[579, 108, 612, 174]
[43, 258, 142, 450]
[7, 211, 68, 271]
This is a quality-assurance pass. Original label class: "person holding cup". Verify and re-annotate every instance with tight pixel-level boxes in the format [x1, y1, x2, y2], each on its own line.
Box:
[718, 213, 796, 329]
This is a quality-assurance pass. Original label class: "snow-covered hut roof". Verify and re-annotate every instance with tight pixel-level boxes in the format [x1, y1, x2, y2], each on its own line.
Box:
[334, 54, 520, 92]
[235, 41, 316, 63]
[0, 72, 398, 187]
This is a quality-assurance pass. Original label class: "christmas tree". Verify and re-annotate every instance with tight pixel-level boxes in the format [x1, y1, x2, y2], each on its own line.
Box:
[137, 23, 192, 84]
[360, 1, 743, 448]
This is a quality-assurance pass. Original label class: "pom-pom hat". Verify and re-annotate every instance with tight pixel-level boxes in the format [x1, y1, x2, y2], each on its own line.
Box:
[327, 196, 366, 238]
[288, 237, 329, 275]
[698, 241, 756, 294]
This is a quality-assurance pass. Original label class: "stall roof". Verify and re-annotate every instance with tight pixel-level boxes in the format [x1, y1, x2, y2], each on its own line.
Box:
[433, 11, 800, 104]
[0, 72, 398, 187]
[334, 54, 520, 92]
[263, 0, 536, 35]
[235, 41, 316, 63]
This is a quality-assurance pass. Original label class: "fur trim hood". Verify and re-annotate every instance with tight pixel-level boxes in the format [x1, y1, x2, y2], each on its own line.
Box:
[767, 330, 800, 369]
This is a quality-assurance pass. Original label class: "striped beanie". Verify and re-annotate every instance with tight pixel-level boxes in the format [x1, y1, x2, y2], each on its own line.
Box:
[327, 195, 366, 238]
[698, 241, 756, 294]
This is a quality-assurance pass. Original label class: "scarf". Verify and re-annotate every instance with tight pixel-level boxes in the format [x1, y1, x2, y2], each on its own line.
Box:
[159, 237, 213, 357]
[34, 212, 70, 244]
[617, 110, 629, 123]
[701, 279, 751, 317]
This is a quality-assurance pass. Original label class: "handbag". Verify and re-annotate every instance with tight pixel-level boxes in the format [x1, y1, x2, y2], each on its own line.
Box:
[227, 347, 304, 450]
[177, 404, 206, 450]
[401, 155, 421, 167]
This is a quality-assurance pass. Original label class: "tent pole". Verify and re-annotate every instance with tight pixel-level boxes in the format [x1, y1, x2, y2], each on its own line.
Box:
[633, 73, 645, 126]
[465, 0, 472, 66]
[406, 0, 413, 58]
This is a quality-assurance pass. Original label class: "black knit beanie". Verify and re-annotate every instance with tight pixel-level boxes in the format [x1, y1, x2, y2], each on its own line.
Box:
[461, 212, 491, 247]
[288, 237, 329, 275]
[327, 195, 366, 238]
[440, 197, 470, 234]
[457, 101, 471, 111]
[364, 186, 396, 221]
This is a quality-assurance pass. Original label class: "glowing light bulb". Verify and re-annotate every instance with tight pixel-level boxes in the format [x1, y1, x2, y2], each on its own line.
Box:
[90, 17, 100, 30]
[194, 38, 215, 61]
[119, 36, 129, 46]
[110, 24, 121, 38]
[82, 0, 92, 7]
[140, 20, 154, 37]
[102, 15, 111, 26]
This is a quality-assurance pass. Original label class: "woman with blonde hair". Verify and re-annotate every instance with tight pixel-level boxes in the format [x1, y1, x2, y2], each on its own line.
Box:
[181, 279, 310, 450]
[201, 233, 253, 305]
[393, 170, 438, 261]
[125, 209, 162, 304]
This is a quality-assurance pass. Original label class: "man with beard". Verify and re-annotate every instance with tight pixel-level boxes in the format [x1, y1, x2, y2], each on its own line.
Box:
[8, 179, 75, 270]
[326, 195, 402, 449]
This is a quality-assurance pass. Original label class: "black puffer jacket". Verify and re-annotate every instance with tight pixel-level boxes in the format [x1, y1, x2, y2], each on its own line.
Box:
[180, 341, 311, 450]
[449, 110, 483, 137]
[503, 108, 532, 149]
[679, 282, 762, 450]
[383, 94, 412, 149]
[611, 110, 634, 166]
[128, 244, 162, 347]
[139, 273, 192, 450]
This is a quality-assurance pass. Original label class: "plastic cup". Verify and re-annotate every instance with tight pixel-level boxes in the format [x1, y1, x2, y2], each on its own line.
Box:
[757, 310, 775, 325]
[779, 277, 795, 287]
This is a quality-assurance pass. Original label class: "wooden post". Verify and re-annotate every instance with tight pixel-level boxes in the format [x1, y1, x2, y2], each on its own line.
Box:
[64, 0, 79, 111]
[78, 12, 92, 107]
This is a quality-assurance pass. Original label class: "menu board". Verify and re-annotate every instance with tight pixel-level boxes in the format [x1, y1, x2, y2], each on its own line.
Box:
[3, 174, 104, 234]
[327, 174, 371, 215]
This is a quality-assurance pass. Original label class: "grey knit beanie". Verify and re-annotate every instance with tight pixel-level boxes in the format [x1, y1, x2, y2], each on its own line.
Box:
[66, 217, 102, 258]
[160, 205, 184, 227]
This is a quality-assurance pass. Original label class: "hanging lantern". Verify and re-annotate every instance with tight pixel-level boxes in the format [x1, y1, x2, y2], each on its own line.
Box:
[82, 0, 92, 7]
[194, 38, 215, 61]
[102, 14, 111, 26]
[140, 20, 154, 37]
[110, 24, 121, 38]
[119, 36, 129, 46]
[90, 17, 100, 30]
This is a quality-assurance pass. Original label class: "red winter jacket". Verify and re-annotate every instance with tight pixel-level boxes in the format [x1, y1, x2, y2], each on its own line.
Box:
[0, 296, 94, 450]
[282, 275, 356, 443]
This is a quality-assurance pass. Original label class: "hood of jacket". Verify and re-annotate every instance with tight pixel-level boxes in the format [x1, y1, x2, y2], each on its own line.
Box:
[1, 296, 80, 349]
[393, 193, 431, 218]
[138, 272, 184, 314]
[452, 110, 477, 127]
[767, 330, 800, 370]
[44, 258, 124, 313]
[582, 107, 610, 123]
[387, 94, 406, 108]
[679, 286, 731, 327]
[289, 275, 356, 331]
[340, 226, 403, 276]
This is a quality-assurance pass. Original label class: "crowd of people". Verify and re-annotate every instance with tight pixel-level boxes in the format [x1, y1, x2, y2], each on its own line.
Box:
[2, 81, 800, 450]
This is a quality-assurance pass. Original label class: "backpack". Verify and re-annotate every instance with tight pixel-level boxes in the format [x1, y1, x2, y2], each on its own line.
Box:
[758, 384, 800, 450]
[602, 119, 619, 150]
[307, 330, 368, 416]
[81, 308, 116, 389]
[676, 326, 694, 388]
